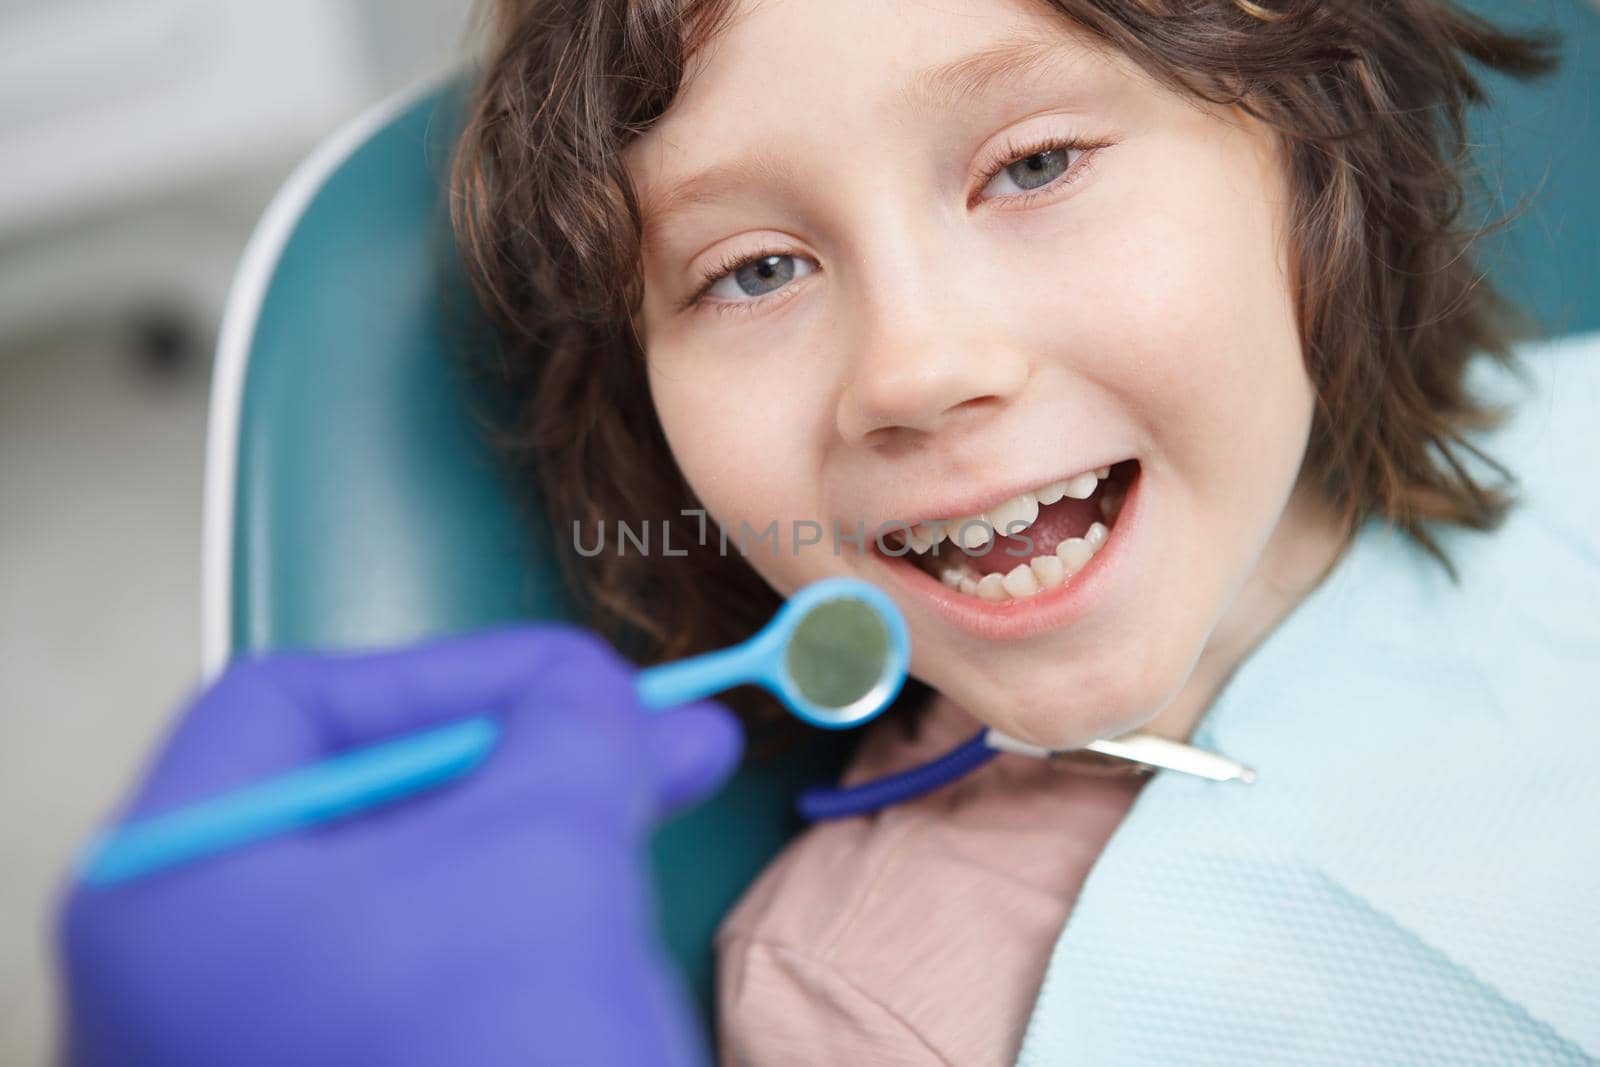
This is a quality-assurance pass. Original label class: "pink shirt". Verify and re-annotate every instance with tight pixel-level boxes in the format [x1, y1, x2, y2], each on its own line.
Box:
[715, 697, 1145, 1066]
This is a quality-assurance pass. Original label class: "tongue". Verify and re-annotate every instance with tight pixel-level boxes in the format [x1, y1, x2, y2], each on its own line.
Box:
[959, 494, 1102, 576]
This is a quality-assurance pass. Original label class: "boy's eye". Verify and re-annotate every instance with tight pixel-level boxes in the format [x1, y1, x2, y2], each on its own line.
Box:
[681, 250, 819, 315]
[706, 253, 817, 303]
[980, 143, 1082, 199]
[975, 135, 1095, 203]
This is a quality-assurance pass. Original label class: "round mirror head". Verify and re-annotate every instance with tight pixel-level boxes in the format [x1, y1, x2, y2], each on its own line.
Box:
[775, 578, 910, 729]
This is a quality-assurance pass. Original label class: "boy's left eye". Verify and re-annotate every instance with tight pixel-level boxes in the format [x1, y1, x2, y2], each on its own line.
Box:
[978, 140, 1087, 201]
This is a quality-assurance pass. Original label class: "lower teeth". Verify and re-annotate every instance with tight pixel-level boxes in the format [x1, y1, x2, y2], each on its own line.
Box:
[1099, 486, 1126, 524]
[936, 520, 1111, 602]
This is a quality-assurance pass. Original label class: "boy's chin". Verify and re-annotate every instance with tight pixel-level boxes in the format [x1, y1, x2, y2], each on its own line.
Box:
[938, 685, 1152, 753]
[986, 707, 1151, 753]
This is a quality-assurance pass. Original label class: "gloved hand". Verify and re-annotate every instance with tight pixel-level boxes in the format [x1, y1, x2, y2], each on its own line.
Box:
[58, 624, 743, 1067]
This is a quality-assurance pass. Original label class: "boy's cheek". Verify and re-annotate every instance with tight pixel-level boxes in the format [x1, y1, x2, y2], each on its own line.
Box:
[651, 375, 794, 502]
[1055, 173, 1298, 442]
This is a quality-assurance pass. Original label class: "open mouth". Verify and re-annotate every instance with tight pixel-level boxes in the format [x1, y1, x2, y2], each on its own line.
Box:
[879, 459, 1139, 603]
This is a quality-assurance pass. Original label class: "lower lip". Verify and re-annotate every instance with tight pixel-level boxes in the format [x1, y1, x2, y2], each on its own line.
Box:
[870, 462, 1144, 641]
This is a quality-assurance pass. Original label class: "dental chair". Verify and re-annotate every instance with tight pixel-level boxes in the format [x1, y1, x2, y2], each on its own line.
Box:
[202, 15, 1600, 1019]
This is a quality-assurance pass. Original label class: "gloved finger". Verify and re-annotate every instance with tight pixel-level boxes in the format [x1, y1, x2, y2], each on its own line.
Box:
[115, 624, 637, 820]
[257, 623, 636, 749]
[113, 670, 318, 820]
[430, 658, 664, 825]
[642, 702, 745, 816]
[331, 688, 741, 874]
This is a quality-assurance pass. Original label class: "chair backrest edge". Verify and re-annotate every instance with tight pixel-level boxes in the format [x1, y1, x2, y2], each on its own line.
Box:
[200, 71, 465, 681]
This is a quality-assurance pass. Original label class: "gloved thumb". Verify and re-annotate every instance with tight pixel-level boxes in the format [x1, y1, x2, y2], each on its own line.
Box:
[642, 702, 745, 816]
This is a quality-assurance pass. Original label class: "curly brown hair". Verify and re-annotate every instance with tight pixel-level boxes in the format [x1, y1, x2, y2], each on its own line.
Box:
[448, 0, 1559, 740]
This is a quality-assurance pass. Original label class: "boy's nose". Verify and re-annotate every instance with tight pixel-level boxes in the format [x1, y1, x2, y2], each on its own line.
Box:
[835, 275, 1030, 445]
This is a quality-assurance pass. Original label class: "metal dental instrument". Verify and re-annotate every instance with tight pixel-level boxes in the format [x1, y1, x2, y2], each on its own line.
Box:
[799, 727, 1255, 821]
[987, 729, 1258, 783]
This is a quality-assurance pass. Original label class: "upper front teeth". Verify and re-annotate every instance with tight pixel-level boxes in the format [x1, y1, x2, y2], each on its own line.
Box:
[984, 493, 1039, 541]
[907, 465, 1114, 550]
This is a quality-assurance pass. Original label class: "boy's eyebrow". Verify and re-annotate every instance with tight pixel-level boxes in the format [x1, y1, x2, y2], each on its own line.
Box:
[900, 31, 1078, 116]
[640, 30, 1077, 241]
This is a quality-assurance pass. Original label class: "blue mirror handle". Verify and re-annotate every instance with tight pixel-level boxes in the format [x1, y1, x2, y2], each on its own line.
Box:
[81, 632, 780, 887]
[634, 632, 777, 711]
[80, 716, 499, 887]
[79, 580, 896, 887]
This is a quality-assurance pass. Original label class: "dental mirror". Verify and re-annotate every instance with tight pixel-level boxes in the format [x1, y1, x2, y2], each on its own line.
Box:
[637, 576, 911, 729]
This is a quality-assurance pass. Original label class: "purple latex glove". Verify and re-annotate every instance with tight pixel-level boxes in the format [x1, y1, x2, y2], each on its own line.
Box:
[58, 624, 743, 1067]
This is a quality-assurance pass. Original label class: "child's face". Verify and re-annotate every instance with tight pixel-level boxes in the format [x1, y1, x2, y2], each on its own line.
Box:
[627, 0, 1328, 747]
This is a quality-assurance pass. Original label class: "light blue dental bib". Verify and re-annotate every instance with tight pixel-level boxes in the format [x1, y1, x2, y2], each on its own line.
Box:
[1016, 333, 1600, 1066]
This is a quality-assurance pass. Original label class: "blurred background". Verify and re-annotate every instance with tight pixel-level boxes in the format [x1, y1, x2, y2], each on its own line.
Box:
[0, 1, 478, 1060]
[0, 0, 1596, 1063]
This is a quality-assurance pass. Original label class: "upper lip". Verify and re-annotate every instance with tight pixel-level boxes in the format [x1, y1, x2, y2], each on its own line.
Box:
[868, 458, 1131, 532]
